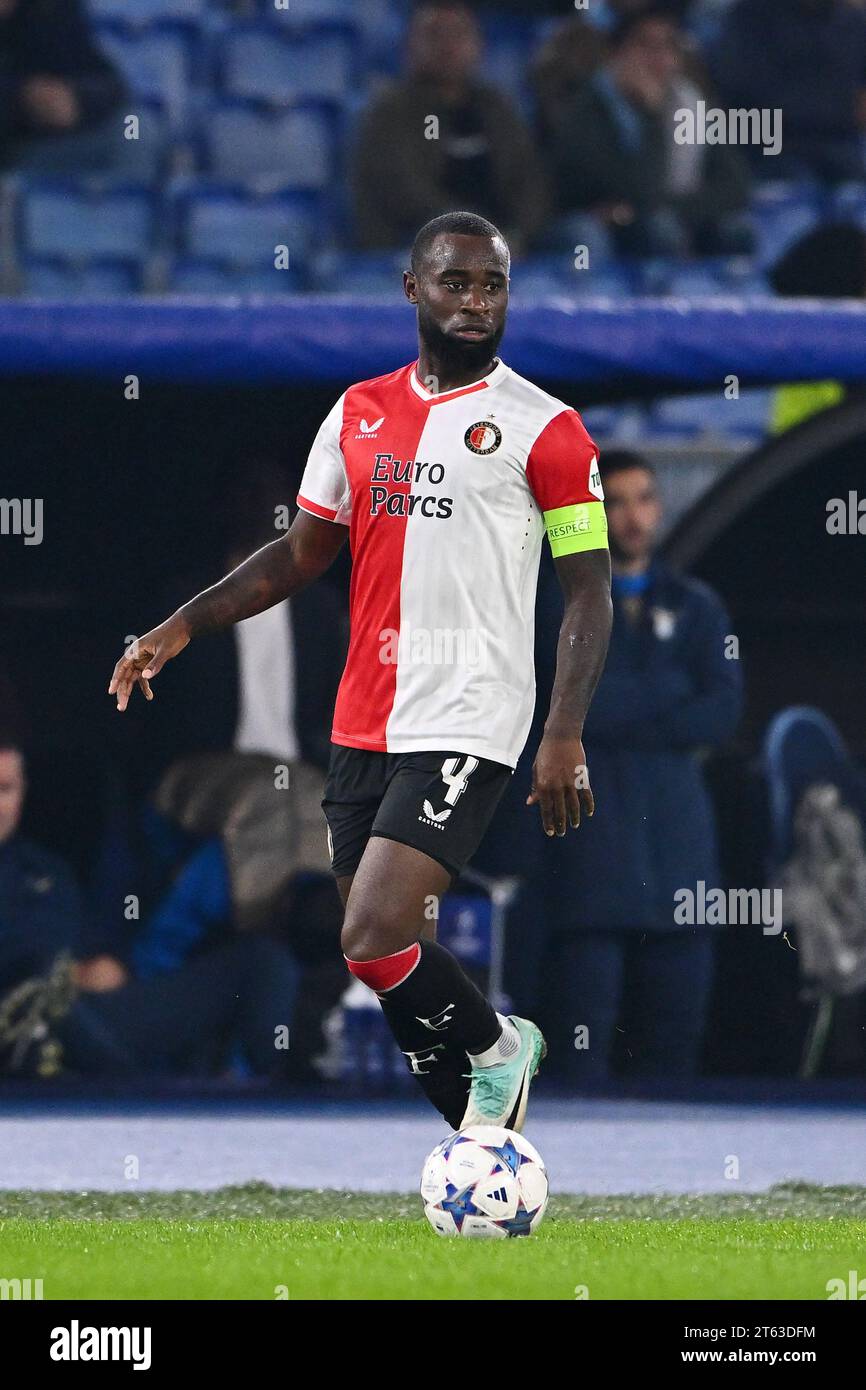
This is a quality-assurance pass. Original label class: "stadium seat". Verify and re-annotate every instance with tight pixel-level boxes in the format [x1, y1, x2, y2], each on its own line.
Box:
[265, 0, 358, 23]
[202, 102, 334, 187]
[19, 256, 144, 297]
[659, 259, 771, 299]
[265, 0, 399, 68]
[95, 21, 195, 119]
[88, 0, 206, 19]
[580, 405, 652, 443]
[762, 707, 858, 870]
[578, 406, 624, 440]
[827, 181, 866, 227]
[651, 390, 772, 441]
[750, 182, 822, 269]
[168, 256, 304, 294]
[218, 22, 353, 105]
[309, 250, 409, 296]
[510, 256, 636, 302]
[665, 264, 731, 298]
[173, 183, 322, 263]
[17, 180, 156, 261]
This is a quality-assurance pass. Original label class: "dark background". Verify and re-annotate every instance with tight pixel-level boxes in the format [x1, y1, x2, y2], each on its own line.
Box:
[3, 373, 866, 1078]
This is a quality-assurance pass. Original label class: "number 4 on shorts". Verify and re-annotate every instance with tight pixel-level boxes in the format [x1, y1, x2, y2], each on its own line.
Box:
[440, 756, 479, 806]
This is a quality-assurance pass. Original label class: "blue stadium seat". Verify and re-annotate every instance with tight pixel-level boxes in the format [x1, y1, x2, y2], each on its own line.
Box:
[309, 250, 408, 295]
[219, 22, 353, 105]
[580, 404, 653, 443]
[750, 182, 822, 269]
[578, 406, 623, 439]
[510, 256, 636, 302]
[649, 256, 771, 299]
[168, 256, 304, 294]
[665, 264, 731, 298]
[203, 101, 334, 187]
[827, 181, 866, 227]
[20, 256, 144, 297]
[88, 0, 206, 20]
[265, 0, 359, 23]
[18, 181, 156, 261]
[762, 707, 860, 869]
[651, 390, 772, 441]
[96, 21, 194, 118]
[174, 183, 321, 263]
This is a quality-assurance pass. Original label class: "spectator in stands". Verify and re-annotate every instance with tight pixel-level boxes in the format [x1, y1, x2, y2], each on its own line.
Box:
[714, 0, 866, 184]
[0, 0, 127, 174]
[547, 6, 752, 257]
[0, 734, 301, 1080]
[532, 15, 606, 146]
[538, 451, 743, 1083]
[352, 1, 547, 253]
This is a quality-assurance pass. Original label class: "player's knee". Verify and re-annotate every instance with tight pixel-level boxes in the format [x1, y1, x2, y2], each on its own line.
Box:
[340, 901, 407, 962]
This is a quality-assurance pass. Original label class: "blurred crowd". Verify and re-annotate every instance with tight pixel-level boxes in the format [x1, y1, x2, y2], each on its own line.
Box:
[2, 0, 866, 262]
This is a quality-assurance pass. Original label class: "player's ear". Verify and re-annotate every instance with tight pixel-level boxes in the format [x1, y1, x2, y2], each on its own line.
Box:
[403, 270, 418, 304]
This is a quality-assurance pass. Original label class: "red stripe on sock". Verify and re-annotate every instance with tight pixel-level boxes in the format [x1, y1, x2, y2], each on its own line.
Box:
[345, 943, 421, 993]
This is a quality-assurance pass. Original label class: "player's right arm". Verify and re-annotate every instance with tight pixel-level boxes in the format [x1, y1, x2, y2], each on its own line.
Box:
[108, 510, 346, 711]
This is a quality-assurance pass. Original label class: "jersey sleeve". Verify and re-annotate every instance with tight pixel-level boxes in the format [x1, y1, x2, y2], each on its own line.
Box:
[525, 408, 607, 557]
[297, 392, 351, 525]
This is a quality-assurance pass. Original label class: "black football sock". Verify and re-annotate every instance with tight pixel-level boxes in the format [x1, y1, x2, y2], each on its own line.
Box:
[381, 939, 501, 1055]
[345, 939, 502, 1125]
[377, 993, 471, 1129]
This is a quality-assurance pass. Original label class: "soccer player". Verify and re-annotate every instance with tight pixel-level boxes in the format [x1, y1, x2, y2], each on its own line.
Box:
[109, 211, 612, 1132]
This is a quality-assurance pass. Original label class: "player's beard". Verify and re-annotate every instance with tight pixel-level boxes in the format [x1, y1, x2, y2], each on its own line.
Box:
[417, 305, 506, 382]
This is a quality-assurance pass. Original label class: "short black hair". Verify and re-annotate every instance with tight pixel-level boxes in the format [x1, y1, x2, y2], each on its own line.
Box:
[410, 211, 509, 274]
[598, 448, 656, 483]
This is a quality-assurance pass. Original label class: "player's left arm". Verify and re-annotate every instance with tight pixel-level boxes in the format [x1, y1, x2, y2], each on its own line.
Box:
[527, 548, 612, 837]
[524, 408, 612, 837]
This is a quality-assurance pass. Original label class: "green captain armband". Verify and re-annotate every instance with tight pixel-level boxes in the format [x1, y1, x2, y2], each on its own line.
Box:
[544, 501, 608, 557]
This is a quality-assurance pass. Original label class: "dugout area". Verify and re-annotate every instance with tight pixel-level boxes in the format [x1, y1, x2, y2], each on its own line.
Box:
[2, 298, 865, 1081]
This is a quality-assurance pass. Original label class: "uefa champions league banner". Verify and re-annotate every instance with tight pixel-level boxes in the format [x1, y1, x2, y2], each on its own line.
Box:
[0, 298, 864, 388]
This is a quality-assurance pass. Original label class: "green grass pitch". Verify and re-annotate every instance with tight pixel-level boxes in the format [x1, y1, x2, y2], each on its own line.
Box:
[1, 1185, 864, 1300]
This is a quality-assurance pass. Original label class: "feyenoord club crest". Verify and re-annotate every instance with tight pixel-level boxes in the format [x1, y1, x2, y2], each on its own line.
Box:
[464, 421, 502, 454]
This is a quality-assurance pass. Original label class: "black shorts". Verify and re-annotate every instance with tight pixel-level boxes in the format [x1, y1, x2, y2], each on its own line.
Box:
[322, 744, 513, 879]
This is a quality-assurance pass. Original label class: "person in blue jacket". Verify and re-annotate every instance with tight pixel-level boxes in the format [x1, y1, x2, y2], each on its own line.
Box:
[539, 448, 743, 1082]
[0, 741, 89, 996]
[0, 735, 299, 1079]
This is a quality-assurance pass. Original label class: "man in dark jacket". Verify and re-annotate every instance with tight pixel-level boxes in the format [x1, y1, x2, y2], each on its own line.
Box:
[540, 450, 743, 1081]
[548, 6, 751, 256]
[0, 0, 126, 172]
[352, 1, 547, 253]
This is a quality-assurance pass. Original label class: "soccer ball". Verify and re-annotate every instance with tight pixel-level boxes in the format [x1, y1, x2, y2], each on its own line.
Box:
[420, 1125, 549, 1238]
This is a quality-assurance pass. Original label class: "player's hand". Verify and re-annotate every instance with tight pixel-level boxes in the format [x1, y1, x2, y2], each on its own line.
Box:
[108, 614, 190, 711]
[527, 734, 594, 837]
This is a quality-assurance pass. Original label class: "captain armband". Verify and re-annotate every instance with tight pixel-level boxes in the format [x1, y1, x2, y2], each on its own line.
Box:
[543, 501, 608, 558]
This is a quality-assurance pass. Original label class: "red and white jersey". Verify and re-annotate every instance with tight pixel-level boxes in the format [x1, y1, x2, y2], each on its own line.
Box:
[297, 358, 607, 768]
